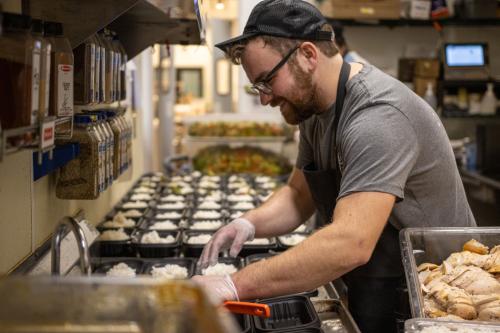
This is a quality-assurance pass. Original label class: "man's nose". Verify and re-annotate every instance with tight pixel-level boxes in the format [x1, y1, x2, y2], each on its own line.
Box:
[259, 91, 273, 105]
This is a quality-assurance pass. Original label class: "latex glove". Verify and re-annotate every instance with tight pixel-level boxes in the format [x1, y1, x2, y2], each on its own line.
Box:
[198, 218, 255, 268]
[191, 274, 239, 304]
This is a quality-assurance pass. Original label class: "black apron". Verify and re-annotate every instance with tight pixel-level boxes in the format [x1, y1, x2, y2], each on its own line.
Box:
[302, 61, 409, 333]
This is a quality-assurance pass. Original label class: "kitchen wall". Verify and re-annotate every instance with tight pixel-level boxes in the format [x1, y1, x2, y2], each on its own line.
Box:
[0, 50, 154, 274]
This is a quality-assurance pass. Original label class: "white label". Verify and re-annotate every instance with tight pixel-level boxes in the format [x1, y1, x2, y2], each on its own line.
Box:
[31, 45, 41, 125]
[41, 119, 55, 149]
[57, 64, 74, 117]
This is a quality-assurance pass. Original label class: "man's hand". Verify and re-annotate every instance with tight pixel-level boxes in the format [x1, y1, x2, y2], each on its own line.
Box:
[198, 218, 255, 268]
[191, 274, 239, 304]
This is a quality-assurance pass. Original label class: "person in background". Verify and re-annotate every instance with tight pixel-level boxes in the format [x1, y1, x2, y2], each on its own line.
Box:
[331, 20, 368, 64]
[192, 1, 476, 332]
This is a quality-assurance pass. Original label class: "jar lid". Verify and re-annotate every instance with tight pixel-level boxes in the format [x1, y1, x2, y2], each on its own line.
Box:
[2, 12, 31, 32]
[44, 21, 63, 37]
[74, 115, 92, 124]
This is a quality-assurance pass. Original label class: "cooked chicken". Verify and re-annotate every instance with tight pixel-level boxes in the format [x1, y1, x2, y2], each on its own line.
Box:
[463, 239, 489, 255]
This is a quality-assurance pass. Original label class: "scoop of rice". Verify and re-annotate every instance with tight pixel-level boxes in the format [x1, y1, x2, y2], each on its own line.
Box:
[199, 180, 219, 189]
[161, 194, 184, 202]
[245, 238, 270, 245]
[122, 209, 143, 218]
[202, 263, 238, 276]
[259, 182, 277, 189]
[201, 176, 220, 182]
[192, 210, 221, 219]
[155, 211, 182, 219]
[227, 194, 253, 202]
[151, 264, 188, 279]
[187, 234, 212, 244]
[99, 228, 130, 241]
[141, 231, 176, 244]
[227, 182, 249, 189]
[230, 211, 244, 219]
[255, 176, 272, 183]
[157, 202, 185, 210]
[130, 193, 153, 201]
[232, 202, 255, 210]
[103, 212, 136, 228]
[190, 220, 223, 230]
[106, 263, 136, 277]
[133, 187, 155, 194]
[198, 201, 221, 209]
[179, 187, 194, 195]
[122, 200, 148, 209]
[279, 234, 307, 246]
[150, 221, 178, 230]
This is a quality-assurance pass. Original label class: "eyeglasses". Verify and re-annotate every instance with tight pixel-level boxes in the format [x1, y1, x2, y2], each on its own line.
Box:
[249, 45, 300, 95]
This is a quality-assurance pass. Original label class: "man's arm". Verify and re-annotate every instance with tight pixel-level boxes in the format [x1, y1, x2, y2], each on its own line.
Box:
[243, 167, 316, 237]
[232, 191, 396, 300]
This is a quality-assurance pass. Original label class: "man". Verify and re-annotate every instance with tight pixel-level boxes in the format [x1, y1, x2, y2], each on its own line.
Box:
[192, 1, 476, 332]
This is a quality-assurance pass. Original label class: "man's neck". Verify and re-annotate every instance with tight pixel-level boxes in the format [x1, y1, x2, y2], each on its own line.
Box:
[314, 54, 363, 114]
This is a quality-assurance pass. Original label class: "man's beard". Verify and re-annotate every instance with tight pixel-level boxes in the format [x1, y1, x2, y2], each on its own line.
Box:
[280, 63, 319, 125]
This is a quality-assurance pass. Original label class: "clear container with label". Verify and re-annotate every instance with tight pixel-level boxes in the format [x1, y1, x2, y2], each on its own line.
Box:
[99, 29, 115, 103]
[89, 114, 106, 192]
[56, 114, 99, 199]
[107, 111, 122, 178]
[0, 13, 35, 130]
[32, 19, 51, 121]
[74, 36, 95, 105]
[93, 34, 102, 103]
[114, 35, 127, 101]
[101, 113, 115, 185]
[95, 33, 106, 103]
[44, 21, 74, 136]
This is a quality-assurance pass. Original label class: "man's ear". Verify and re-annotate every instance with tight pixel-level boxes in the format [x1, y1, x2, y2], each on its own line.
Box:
[298, 42, 318, 72]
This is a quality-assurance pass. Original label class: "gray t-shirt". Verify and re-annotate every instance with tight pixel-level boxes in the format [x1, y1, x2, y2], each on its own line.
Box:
[296, 64, 476, 229]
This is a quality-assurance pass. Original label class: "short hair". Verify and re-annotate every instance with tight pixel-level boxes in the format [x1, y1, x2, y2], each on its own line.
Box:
[226, 24, 338, 65]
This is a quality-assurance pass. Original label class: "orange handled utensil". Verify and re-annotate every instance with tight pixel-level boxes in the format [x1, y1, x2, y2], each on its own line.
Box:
[223, 301, 271, 318]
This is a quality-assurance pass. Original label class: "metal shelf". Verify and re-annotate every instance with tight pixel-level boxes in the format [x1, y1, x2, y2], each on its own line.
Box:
[25, 0, 202, 58]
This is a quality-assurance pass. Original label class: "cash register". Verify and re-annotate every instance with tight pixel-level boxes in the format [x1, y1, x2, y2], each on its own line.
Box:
[443, 43, 490, 81]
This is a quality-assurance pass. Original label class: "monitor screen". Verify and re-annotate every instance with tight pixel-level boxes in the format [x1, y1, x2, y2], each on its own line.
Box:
[445, 44, 486, 67]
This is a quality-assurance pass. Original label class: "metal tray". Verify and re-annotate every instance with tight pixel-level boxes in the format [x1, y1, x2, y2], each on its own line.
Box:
[405, 318, 500, 333]
[312, 299, 361, 333]
[400, 227, 500, 319]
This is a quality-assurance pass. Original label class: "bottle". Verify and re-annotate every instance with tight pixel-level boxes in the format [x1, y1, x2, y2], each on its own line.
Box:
[0, 13, 33, 131]
[74, 36, 96, 105]
[480, 83, 497, 116]
[33, 19, 51, 121]
[423, 82, 437, 110]
[44, 22, 74, 132]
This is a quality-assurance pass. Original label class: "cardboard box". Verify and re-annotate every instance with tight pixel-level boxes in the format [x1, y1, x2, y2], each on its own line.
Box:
[413, 77, 437, 97]
[330, 0, 400, 19]
[414, 58, 440, 78]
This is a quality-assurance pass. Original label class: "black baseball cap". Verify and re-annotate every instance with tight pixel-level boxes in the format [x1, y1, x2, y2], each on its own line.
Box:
[215, 0, 333, 52]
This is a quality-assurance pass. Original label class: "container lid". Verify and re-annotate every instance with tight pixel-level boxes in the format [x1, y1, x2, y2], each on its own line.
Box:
[2, 12, 31, 32]
[31, 18, 44, 35]
[74, 114, 92, 124]
[44, 21, 63, 37]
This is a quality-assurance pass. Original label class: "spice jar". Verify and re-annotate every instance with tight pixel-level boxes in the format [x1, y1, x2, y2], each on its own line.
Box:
[0, 13, 35, 131]
[74, 36, 96, 105]
[44, 21, 73, 131]
[106, 111, 122, 177]
[56, 114, 99, 199]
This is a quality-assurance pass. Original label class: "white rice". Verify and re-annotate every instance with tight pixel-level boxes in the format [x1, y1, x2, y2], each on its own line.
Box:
[133, 187, 155, 194]
[227, 194, 254, 202]
[106, 263, 136, 277]
[157, 202, 185, 210]
[228, 175, 245, 182]
[130, 193, 153, 201]
[198, 180, 219, 189]
[121, 209, 143, 218]
[255, 176, 272, 183]
[192, 210, 221, 219]
[168, 181, 190, 188]
[187, 234, 212, 244]
[179, 187, 194, 195]
[294, 225, 307, 233]
[198, 201, 221, 209]
[233, 187, 256, 195]
[190, 220, 223, 230]
[245, 238, 270, 245]
[230, 211, 244, 219]
[160, 194, 184, 202]
[122, 201, 148, 209]
[155, 211, 182, 219]
[200, 176, 220, 182]
[227, 182, 249, 189]
[150, 176, 163, 182]
[151, 264, 189, 279]
[200, 191, 224, 201]
[141, 231, 176, 244]
[202, 263, 238, 276]
[99, 228, 130, 241]
[259, 182, 277, 189]
[102, 218, 135, 228]
[279, 234, 307, 246]
[150, 221, 179, 230]
[191, 171, 202, 178]
[232, 201, 255, 210]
